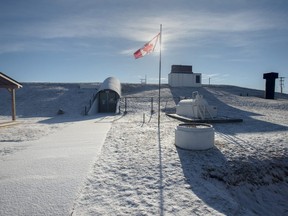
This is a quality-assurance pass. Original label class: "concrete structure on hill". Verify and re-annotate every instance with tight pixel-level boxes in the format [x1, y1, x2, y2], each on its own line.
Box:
[88, 77, 121, 114]
[0, 72, 22, 121]
[168, 65, 202, 87]
[263, 72, 278, 99]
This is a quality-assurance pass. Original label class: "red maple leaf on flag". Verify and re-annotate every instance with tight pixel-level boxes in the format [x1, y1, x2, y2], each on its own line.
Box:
[133, 33, 160, 59]
[142, 43, 154, 53]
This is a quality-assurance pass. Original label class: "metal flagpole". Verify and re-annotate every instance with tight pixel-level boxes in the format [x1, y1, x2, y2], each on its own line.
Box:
[157, 26, 163, 214]
[158, 24, 162, 128]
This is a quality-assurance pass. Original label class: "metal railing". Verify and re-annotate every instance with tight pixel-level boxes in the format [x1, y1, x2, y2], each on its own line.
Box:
[83, 92, 98, 115]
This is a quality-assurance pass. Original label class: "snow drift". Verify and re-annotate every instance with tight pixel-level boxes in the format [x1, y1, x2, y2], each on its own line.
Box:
[1, 83, 288, 215]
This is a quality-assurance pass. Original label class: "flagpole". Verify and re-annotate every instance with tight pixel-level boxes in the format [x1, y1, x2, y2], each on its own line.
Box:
[158, 24, 162, 128]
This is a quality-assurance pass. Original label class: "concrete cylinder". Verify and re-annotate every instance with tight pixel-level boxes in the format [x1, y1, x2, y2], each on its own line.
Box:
[175, 123, 214, 150]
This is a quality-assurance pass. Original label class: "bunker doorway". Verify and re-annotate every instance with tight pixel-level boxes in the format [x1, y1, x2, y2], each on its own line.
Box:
[98, 90, 118, 113]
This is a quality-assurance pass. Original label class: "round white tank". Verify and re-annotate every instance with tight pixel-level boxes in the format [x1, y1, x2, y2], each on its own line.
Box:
[176, 97, 217, 119]
[176, 99, 194, 117]
[175, 123, 214, 150]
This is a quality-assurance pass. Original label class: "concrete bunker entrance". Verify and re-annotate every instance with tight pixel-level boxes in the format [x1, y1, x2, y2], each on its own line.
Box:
[98, 90, 118, 113]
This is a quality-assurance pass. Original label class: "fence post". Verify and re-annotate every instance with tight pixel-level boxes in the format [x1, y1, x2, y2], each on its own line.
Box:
[151, 97, 154, 114]
[124, 97, 127, 114]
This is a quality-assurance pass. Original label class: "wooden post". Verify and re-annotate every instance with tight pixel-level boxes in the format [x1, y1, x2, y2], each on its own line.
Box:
[151, 97, 154, 114]
[11, 88, 16, 121]
[124, 97, 127, 114]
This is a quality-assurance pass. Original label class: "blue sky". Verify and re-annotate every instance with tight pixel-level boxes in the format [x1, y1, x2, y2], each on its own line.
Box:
[1, 0, 288, 91]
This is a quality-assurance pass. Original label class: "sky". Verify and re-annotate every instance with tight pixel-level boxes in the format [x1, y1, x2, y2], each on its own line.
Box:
[1, 0, 288, 91]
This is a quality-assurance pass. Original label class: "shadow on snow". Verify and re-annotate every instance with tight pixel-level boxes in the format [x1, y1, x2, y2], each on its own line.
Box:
[168, 86, 288, 135]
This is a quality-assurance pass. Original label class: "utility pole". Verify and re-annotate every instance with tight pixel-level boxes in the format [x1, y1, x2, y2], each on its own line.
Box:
[208, 77, 211, 85]
[279, 77, 285, 94]
[140, 75, 147, 85]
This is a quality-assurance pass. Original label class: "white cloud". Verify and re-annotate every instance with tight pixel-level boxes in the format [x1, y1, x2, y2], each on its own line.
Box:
[119, 48, 136, 56]
[0, 41, 64, 54]
[148, 77, 167, 83]
[6, 8, 280, 40]
[0, 3, 286, 54]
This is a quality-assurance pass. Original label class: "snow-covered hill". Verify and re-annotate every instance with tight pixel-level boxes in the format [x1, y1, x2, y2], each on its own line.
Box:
[1, 83, 288, 215]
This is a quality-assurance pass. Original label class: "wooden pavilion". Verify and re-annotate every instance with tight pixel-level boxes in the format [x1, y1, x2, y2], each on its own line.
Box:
[0, 72, 22, 121]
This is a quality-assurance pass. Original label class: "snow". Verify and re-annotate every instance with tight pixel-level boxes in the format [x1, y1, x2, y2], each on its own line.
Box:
[0, 116, 112, 215]
[1, 83, 288, 215]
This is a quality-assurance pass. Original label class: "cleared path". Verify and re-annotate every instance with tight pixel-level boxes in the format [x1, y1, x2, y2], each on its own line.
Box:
[0, 116, 112, 216]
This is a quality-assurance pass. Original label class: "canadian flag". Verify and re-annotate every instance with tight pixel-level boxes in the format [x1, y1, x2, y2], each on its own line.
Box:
[134, 33, 160, 59]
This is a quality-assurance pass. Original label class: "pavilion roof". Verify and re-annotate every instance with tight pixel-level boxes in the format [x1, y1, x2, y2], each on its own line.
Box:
[0, 72, 22, 89]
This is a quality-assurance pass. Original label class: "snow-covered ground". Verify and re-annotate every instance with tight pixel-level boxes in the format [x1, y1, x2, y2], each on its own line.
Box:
[1, 83, 288, 215]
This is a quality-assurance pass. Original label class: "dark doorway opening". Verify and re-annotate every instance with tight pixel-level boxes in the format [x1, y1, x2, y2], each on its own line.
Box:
[98, 90, 118, 113]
